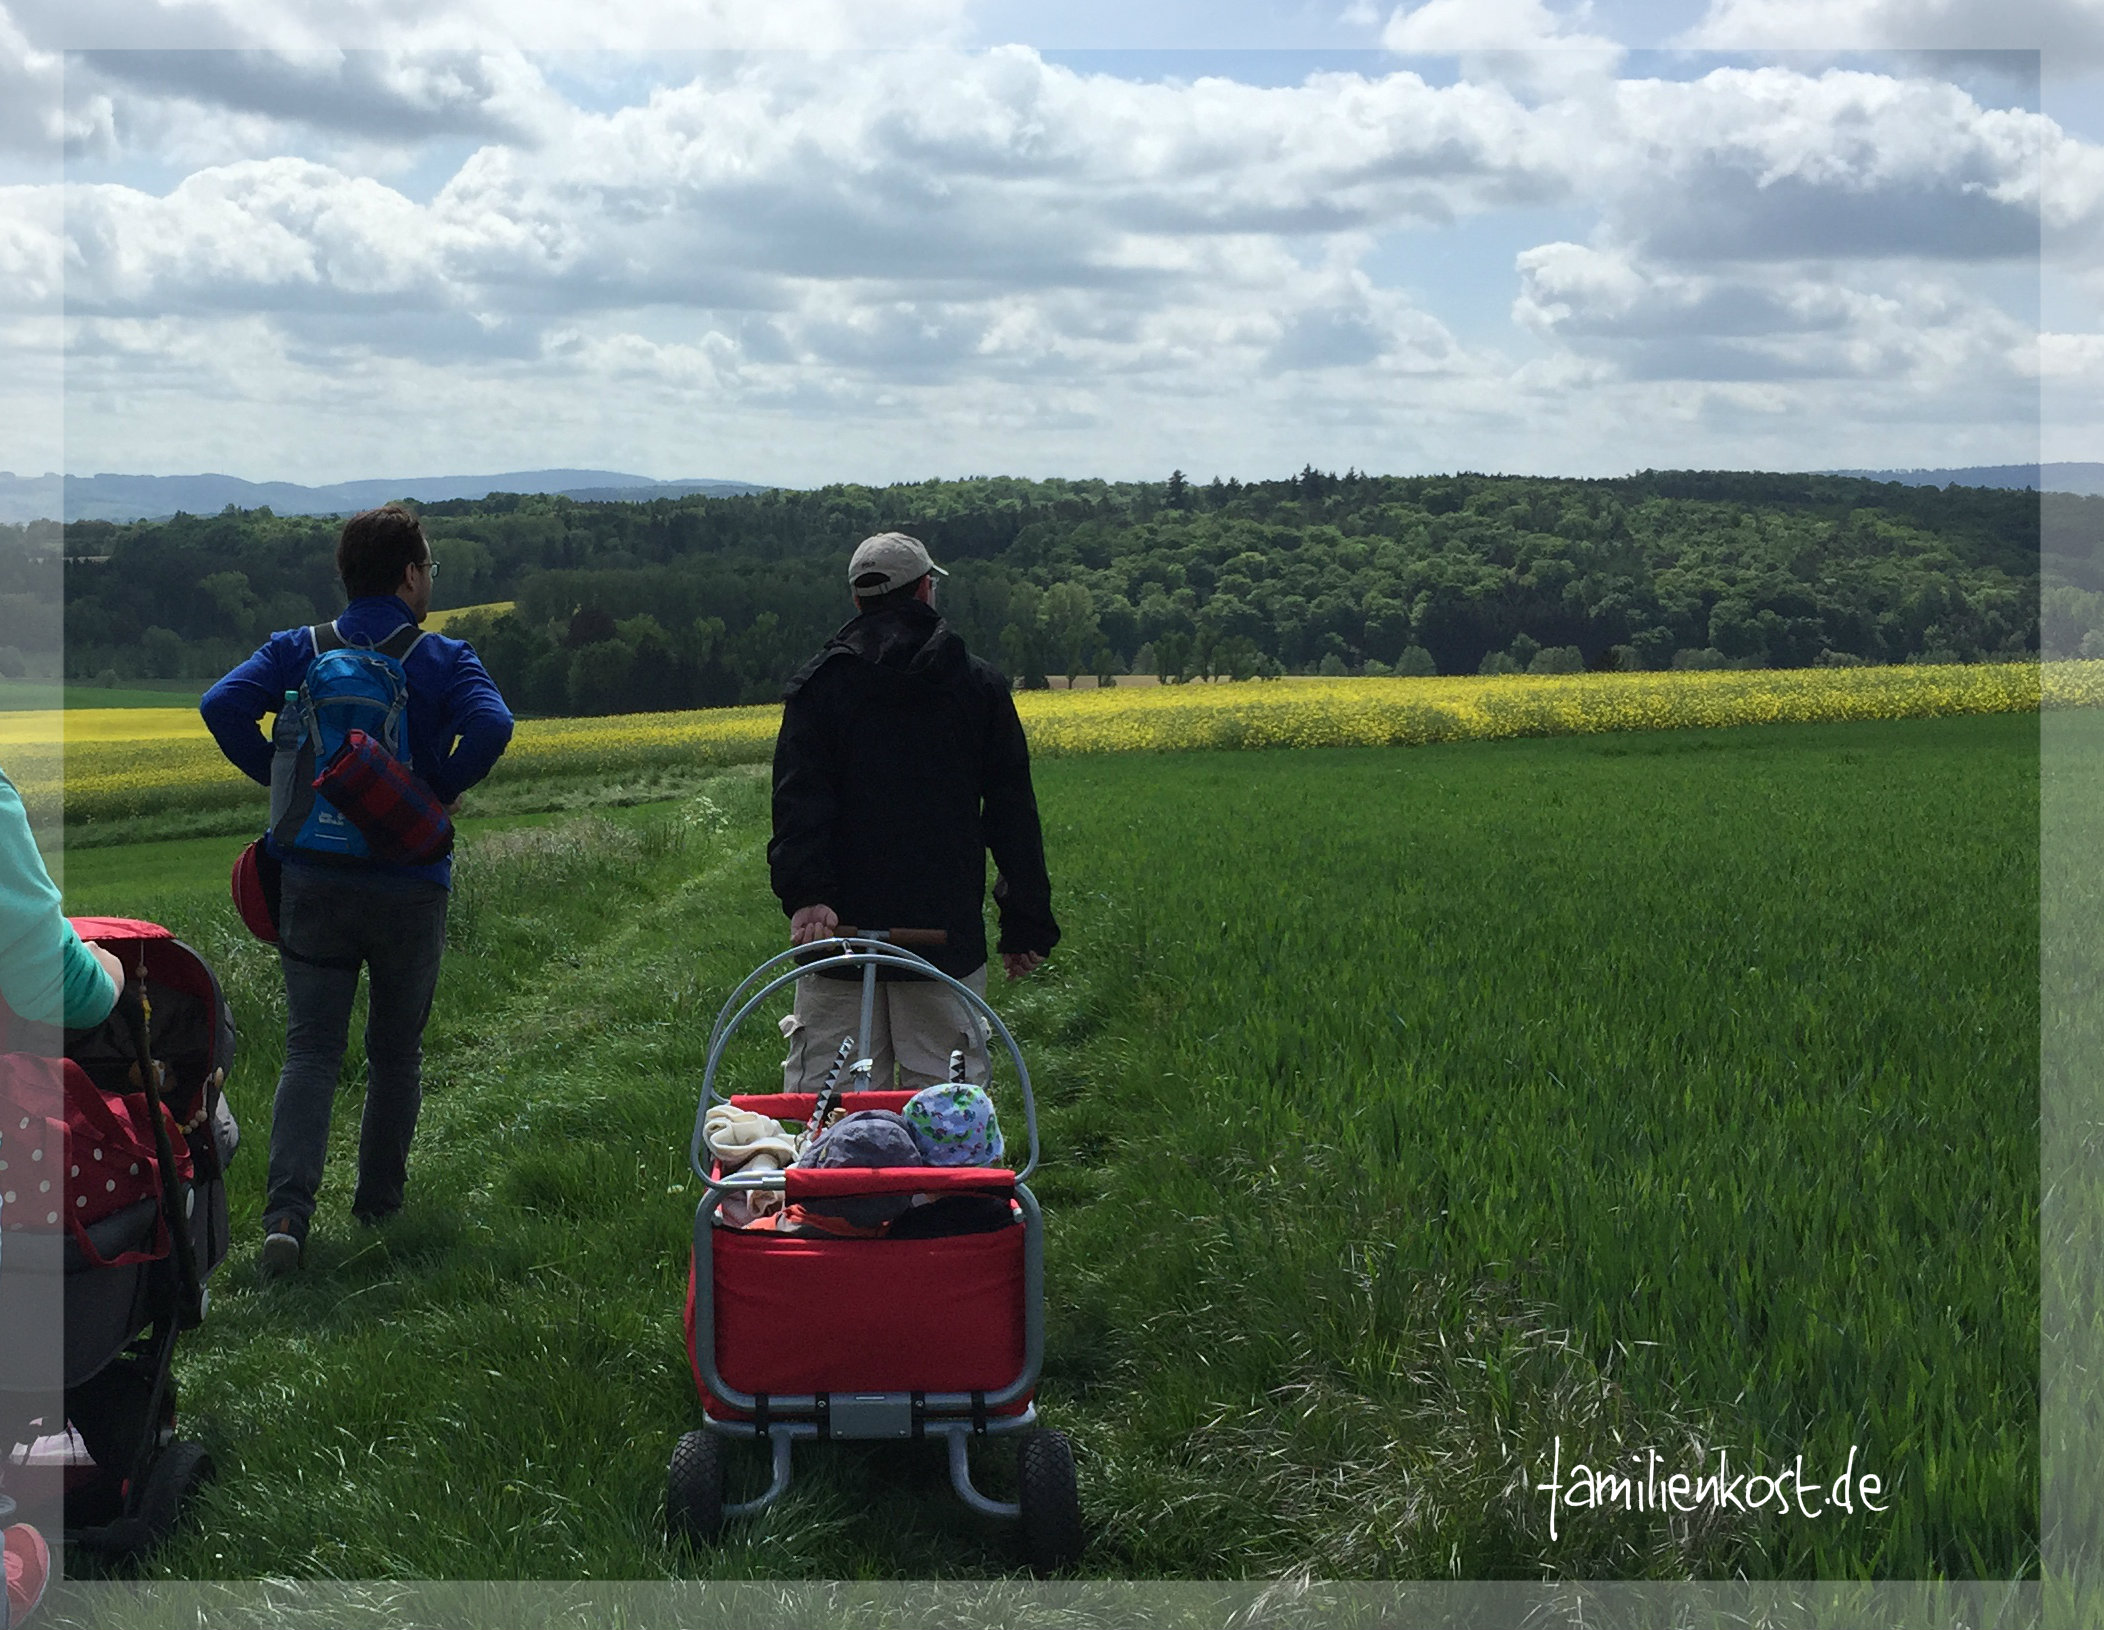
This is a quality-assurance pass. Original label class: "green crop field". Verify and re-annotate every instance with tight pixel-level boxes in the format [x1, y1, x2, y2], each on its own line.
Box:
[51, 713, 2037, 1581]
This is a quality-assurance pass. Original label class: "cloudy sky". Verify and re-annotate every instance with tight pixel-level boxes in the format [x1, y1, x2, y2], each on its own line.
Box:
[3, 0, 2100, 487]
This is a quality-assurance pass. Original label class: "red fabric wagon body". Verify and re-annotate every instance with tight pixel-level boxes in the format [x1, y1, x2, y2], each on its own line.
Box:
[685, 1091, 1032, 1419]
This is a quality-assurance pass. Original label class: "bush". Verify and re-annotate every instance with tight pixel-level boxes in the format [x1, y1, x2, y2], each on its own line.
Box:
[1528, 645, 1585, 675]
[1671, 648, 1729, 671]
[1629, 625, 1679, 670]
[140, 626, 184, 680]
[1394, 645, 1437, 677]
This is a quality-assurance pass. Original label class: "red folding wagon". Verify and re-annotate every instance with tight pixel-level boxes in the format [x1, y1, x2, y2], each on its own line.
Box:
[669, 933, 1083, 1572]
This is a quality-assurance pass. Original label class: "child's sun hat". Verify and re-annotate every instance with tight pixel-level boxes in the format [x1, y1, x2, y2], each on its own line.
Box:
[901, 1084, 1005, 1167]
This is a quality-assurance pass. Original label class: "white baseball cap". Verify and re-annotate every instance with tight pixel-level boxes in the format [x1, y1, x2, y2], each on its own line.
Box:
[848, 532, 949, 596]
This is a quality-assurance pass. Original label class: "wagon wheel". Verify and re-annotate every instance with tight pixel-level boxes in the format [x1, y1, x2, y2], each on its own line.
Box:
[1016, 1429, 1083, 1574]
[666, 1429, 725, 1547]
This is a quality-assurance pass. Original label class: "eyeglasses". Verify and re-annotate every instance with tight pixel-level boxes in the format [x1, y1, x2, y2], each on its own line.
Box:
[415, 557, 441, 576]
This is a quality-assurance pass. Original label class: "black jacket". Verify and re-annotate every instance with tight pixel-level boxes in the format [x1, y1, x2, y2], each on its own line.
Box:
[769, 599, 1060, 979]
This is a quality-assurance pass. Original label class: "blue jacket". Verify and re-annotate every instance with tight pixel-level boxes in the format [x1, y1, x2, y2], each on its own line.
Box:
[201, 596, 515, 888]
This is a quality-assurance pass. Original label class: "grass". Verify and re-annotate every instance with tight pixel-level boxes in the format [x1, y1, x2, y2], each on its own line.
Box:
[2043, 709, 2104, 1600]
[0, 680, 201, 711]
[46, 711, 2036, 1581]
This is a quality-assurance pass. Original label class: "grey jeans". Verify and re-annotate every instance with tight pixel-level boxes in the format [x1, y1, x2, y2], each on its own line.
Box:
[266, 866, 449, 1227]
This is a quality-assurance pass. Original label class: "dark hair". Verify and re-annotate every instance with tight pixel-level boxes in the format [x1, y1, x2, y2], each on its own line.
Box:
[337, 504, 429, 599]
[853, 574, 930, 613]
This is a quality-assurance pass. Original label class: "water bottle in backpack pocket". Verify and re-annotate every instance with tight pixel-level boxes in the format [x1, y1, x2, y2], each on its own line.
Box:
[269, 621, 430, 865]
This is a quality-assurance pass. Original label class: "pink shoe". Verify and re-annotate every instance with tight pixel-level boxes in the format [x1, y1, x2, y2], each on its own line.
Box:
[4, 1523, 50, 1629]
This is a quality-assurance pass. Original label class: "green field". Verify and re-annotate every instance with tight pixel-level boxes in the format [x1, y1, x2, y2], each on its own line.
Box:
[53, 714, 2037, 1580]
[0, 679, 203, 711]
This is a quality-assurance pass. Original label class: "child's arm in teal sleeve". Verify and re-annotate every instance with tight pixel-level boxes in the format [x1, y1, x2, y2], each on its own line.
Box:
[0, 771, 118, 1029]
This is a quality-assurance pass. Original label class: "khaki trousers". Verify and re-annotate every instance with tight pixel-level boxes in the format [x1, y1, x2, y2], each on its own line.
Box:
[779, 964, 991, 1094]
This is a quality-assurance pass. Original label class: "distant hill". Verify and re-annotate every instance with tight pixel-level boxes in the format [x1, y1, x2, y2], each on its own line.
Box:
[1824, 462, 2104, 496]
[0, 470, 770, 524]
[50, 469, 2050, 712]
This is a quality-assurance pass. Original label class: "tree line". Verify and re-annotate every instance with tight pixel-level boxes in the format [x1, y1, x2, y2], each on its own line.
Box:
[36, 467, 2068, 714]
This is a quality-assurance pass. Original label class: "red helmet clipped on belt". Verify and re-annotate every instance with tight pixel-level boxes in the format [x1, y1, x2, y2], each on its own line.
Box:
[230, 839, 282, 944]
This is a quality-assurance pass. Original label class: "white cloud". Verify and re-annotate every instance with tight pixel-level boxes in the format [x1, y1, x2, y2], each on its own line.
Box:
[1604, 67, 2065, 262]
[9, 0, 972, 52]
[0, 185, 62, 310]
[61, 53, 2083, 325]
[61, 52, 1586, 324]
[1382, 0, 1619, 56]
[1514, 239, 2035, 385]
[67, 161, 443, 311]
[65, 49, 566, 167]
[0, 5, 64, 158]
[35, 43, 2098, 480]
[1680, 0, 2104, 68]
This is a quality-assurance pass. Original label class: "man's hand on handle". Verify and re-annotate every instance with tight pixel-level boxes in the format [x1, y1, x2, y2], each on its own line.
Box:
[1002, 950, 1046, 981]
[789, 904, 840, 946]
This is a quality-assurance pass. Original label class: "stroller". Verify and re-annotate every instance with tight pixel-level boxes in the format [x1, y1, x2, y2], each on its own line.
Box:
[670, 932, 1083, 1573]
[0, 918, 238, 1561]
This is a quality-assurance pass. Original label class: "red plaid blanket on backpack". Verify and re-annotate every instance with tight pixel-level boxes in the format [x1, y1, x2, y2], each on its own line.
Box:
[311, 728, 454, 866]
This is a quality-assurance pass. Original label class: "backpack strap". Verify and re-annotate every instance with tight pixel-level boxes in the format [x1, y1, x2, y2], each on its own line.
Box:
[374, 622, 430, 663]
[310, 622, 345, 657]
[364, 622, 429, 767]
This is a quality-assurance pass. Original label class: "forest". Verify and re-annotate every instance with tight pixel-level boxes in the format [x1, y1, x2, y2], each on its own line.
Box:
[24, 467, 2087, 715]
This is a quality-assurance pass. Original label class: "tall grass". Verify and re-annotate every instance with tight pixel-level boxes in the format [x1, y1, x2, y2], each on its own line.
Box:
[1031, 717, 2034, 1578]
[50, 715, 2034, 1580]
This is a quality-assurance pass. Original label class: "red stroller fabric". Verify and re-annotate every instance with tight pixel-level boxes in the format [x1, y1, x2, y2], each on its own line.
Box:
[311, 728, 453, 865]
[0, 1057, 191, 1268]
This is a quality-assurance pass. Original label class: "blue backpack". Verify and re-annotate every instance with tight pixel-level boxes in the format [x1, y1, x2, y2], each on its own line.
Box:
[268, 621, 429, 864]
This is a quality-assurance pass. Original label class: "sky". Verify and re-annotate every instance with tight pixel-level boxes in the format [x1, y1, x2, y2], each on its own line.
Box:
[2, 0, 2101, 487]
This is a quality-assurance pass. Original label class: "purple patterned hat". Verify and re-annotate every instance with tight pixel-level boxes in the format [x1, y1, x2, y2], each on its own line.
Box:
[901, 1084, 1005, 1167]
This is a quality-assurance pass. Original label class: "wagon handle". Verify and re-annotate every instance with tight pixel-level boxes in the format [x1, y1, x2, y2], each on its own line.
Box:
[834, 926, 947, 948]
[694, 941, 1040, 1184]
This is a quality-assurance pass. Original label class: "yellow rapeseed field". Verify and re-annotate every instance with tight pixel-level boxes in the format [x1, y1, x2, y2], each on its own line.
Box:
[12, 660, 2078, 831]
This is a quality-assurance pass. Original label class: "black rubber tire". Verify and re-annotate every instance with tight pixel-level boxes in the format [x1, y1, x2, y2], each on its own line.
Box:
[666, 1429, 725, 1547]
[1016, 1429, 1083, 1574]
[134, 1440, 213, 1553]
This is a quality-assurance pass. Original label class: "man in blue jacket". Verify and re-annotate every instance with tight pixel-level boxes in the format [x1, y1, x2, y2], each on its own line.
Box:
[202, 504, 513, 1278]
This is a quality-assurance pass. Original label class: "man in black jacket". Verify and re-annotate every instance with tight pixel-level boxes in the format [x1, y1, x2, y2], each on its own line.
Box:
[769, 531, 1060, 1093]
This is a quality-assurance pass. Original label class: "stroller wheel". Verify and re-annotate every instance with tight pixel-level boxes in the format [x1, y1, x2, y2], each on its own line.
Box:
[1016, 1429, 1083, 1574]
[666, 1430, 724, 1547]
[136, 1441, 213, 1552]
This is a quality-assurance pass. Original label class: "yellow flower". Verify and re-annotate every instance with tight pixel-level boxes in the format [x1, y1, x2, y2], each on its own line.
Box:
[29, 661, 2055, 829]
